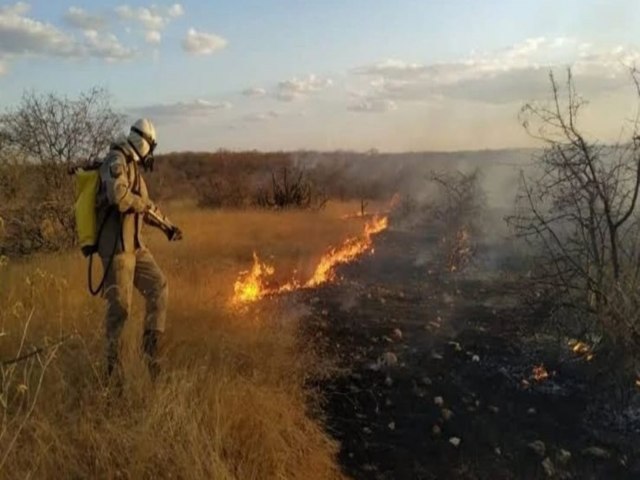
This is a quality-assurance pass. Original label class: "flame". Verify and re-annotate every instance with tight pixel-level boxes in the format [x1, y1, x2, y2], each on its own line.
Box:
[232, 216, 389, 304]
[233, 252, 276, 303]
[568, 339, 595, 361]
[532, 364, 549, 382]
[305, 216, 388, 288]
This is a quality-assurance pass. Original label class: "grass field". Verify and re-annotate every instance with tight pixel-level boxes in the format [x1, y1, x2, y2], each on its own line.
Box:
[0, 201, 369, 479]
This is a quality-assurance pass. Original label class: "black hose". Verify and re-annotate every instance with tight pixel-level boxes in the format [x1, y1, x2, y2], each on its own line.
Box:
[88, 208, 121, 296]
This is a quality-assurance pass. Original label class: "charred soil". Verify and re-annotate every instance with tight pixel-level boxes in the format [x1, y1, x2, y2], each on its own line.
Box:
[301, 225, 640, 479]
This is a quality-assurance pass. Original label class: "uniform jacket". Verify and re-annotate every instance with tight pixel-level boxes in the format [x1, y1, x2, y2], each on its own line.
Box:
[97, 139, 152, 257]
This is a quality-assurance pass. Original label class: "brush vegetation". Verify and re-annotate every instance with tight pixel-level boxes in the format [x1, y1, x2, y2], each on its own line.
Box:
[0, 202, 368, 479]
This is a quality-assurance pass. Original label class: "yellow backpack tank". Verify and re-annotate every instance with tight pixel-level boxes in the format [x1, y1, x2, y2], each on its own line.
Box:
[74, 168, 101, 257]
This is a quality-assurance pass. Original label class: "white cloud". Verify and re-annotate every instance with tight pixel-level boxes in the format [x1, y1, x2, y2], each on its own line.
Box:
[244, 110, 280, 122]
[168, 4, 185, 18]
[182, 28, 227, 55]
[275, 74, 333, 101]
[145, 30, 161, 45]
[352, 38, 640, 105]
[83, 30, 135, 61]
[242, 87, 267, 98]
[132, 99, 232, 118]
[115, 5, 166, 30]
[348, 98, 398, 113]
[1, 2, 29, 16]
[64, 6, 107, 31]
[115, 4, 184, 44]
[0, 3, 135, 70]
[0, 2, 78, 57]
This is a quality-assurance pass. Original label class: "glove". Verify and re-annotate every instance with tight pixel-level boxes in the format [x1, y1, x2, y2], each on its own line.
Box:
[166, 226, 183, 242]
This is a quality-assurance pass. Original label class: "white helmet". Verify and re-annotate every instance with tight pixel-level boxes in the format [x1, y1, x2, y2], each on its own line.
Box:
[128, 118, 157, 161]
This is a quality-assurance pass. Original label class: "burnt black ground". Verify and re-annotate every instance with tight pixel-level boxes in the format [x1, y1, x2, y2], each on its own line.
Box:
[299, 225, 640, 480]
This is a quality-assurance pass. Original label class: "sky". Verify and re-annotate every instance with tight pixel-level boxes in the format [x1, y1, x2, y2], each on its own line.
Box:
[1, 0, 640, 152]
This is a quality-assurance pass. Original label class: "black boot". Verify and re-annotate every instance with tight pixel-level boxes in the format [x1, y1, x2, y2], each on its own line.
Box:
[142, 329, 162, 381]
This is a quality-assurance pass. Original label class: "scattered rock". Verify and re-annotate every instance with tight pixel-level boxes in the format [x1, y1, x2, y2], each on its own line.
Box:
[362, 427, 372, 435]
[368, 362, 381, 372]
[431, 352, 444, 360]
[385, 398, 393, 407]
[381, 352, 398, 367]
[448, 341, 462, 352]
[441, 409, 454, 421]
[528, 440, 546, 457]
[391, 328, 403, 341]
[495, 447, 502, 456]
[527, 407, 537, 415]
[488, 405, 500, 414]
[388, 421, 395, 431]
[384, 376, 394, 387]
[557, 449, 572, 464]
[434, 396, 444, 407]
[542, 457, 555, 477]
[472, 355, 480, 362]
[582, 446, 611, 459]
[321, 309, 329, 316]
[432, 425, 441, 436]
[449, 437, 461, 447]
[420, 376, 432, 386]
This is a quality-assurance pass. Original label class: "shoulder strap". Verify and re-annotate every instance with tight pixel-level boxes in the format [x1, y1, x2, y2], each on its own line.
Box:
[112, 144, 141, 194]
[112, 144, 134, 164]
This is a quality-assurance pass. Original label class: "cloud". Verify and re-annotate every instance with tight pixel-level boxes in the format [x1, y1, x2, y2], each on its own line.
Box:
[168, 4, 185, 18]
[115, 5, 166, 30]
[115, 4, 184, 43]
[182, 28, 227, 55]
[242, 87, 267, 98]
[243, 110, 280, 122]
[0, 2, 135, 63]
[145, 30, 161, 45]
[83, 30, 135, 61]
[347, 97, 398, 113]
[352, 38, 640, 105]
[132, 99, 233, 118]
[0, 60, 6, 76]
[64, 6, 107, 31]
[275, 74, 333, 101]
[0, 2, 78, 57]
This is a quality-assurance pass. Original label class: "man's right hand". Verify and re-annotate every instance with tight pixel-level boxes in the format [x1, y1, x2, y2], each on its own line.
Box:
[167, 226, 183, 242]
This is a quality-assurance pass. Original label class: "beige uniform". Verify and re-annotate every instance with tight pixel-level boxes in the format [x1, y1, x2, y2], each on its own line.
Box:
[97, 141, 168, 368]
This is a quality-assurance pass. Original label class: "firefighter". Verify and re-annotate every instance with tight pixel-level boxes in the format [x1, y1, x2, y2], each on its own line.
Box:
[97, 118, 182, 380]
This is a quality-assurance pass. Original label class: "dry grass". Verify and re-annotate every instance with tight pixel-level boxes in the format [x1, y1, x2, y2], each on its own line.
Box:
[0, 201, 368, 479]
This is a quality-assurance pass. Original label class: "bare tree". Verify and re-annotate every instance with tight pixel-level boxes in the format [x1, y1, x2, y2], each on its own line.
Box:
[509, 69, 640, 356]
[430, 168, 486, 272]
[0, 88, 124, 255]
[0, 88, 124, 198]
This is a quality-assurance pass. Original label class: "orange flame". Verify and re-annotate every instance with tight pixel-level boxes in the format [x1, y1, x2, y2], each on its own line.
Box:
[232, 216, 389, 304]
[305, 216, 388, 288]
[569, 339, 595, 361]
[233, 252, 276, 303]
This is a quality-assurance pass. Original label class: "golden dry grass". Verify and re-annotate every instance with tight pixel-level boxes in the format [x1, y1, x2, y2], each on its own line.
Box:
[0, 201, 368, 480]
